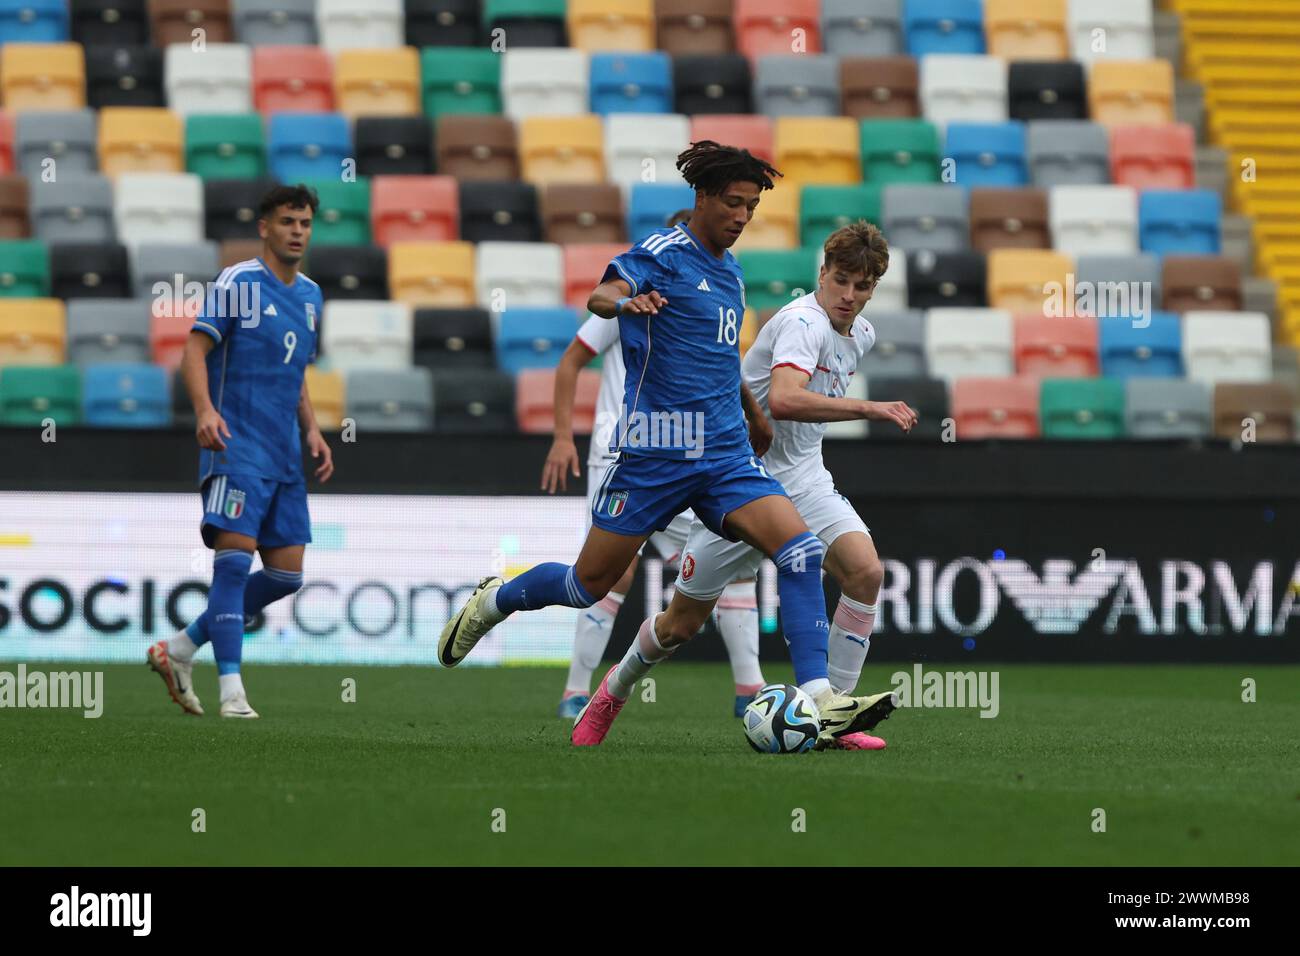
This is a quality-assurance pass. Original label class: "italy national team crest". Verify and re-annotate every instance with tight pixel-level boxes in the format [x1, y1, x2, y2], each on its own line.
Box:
[606, 491, 628, 518]
[305, 302, 316, 332]
[224, 488, 246, 520]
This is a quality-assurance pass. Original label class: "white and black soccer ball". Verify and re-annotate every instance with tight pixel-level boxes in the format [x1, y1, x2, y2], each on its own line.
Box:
[743, 683, 821, 754]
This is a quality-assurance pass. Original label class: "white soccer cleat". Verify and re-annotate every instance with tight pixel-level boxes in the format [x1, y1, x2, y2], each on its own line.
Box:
[146, 639, 204, 716]
[813, 689, 898, 748]
[219, 693, 260, 719]
[437, 575, 505, 668]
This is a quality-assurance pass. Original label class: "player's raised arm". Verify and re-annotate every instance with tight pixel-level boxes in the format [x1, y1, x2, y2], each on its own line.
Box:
[181, 330, 230, 451]
[298, 376, 333, 483]
[767, 366, 916, 431]
[586, 278, 668, 319]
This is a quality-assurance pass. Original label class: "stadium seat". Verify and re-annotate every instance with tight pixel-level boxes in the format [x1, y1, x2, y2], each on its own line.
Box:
[252, 46, 334, 113]
[476, 241, 563, 308]
[131, 240, 218, 300]
[485, 0, 567, 47]
[0, 298, 66, 366]
[150, 0, 232, 45]
[52, 241, 131, 299]
[149, 302, 195, 364]
[267, 113, 350, 181]
[85, 45, 164, 109]
[801, 184, 883, 249]
[420, 47, 501, 118]
[519, 114, 605, 185]
[906, 249, 983, 308]
[29, 175, 115, 242]
[1039, 377, 1124, 439]
[459, 180, 540, 242]
[185, 114, 266, 180]
[0, 110, 12, 173]
[731, 180, 798, 250]
[858, 309, 925, 377]
[1026, 120, 1108, 187]
[969, 188, 1049, 252]
[1049, 185, 1138, 257]
[430, 367, 516, 432]
[405, 0, 480, 48]
[860, 118, 940, 184]
[920, 54, 1007, 129]
[736, 248, 818, 311]
[1139, 190, 1221, 256]
[626, 182, 694, 241]
[164, 44, 252, 116]
[115, 173, 204, 247]
[502, 49, 588, 119]
[690, 114, 771, 165]
[563, 243, 624, 309]
[873, 250, 908, 309]
[1088, 60, 1173, 128]
[1015, 314, 1098, 377]
[734, 0, 821, 60]
[840, 56, 918, 119]
[81, 362, 168, 427]
[495, 306, 581, 374]
[569, 0, 654, 52]
[865, 373, 947, 438]
[925, 308, 1014, 382]
[0, 174, 27, 238]
[306, 244, 388, 300]
[0, 42, 85, 112]
[904, 0, 984, 56]
[1110, 124, 1194, 190]
[413, 306, 495, 370]
[354, 116, 433, 177]
[674, 55, 751, 116]
[655, 0, 733, 56]
[516, 366, 600, 433]
[1075, 253, 1161, 318]
[985, 0, 1068, 60]
[952, 376, 1041, 439]
[219, 237, 262, 268]
[1213, 383, 1295, 443]
[1068, 0, 1153, 62]
[0, 238, 48, 297]
[823, 0, 903, 57]
[1182, 312, 1272, 386]
[303, 365, 343, 430]
[1007, 61, 1085, 122]
[97, 107, 184, 177]
[0, 365, 79, 425]
[1163, 256, 1241, 314]
[203, 176, 277, 241]
[317, 0, 404, 50]
[16, 110, 96, 180]
[371, 175, 458, 247]
[334, 47, 421, 118]
[233, 0, 318, 46]
[541, 183, 623, 244]
[987, 248, 1071, 313]
[753, 54, 840, 117]
[774, 117, 860, 186]
[320, 299, 414, 370]
[66, 299, 152, 366]
[72, 0, 149, 46]
[435, 115, 518, 181]
[881, 184, 968, 253]
[589, 51, 671, 115]
[1098, 312, 1181, 379]
[609, 112, 690, 189]
[1125, 378, 1210, 440]
[345, 367, 434, 431]
[388, 240, 475, 306]
[946, 122, 1028, 187]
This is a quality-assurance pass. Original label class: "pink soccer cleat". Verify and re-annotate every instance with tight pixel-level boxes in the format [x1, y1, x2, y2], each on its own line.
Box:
[571, 665, 627, 747]
[832, 732, 887, 751]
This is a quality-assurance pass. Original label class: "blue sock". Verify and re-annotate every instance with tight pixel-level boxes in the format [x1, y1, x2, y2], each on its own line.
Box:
[206, 549, 253, 676]
[773, 532, 829, 685]
[494, 563, 595, 614]
[187, 566, 304, 647]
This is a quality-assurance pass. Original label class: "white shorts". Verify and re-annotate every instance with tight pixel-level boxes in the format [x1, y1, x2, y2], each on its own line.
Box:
[587, 458, 693, 562]
[674, 477, 870, 601]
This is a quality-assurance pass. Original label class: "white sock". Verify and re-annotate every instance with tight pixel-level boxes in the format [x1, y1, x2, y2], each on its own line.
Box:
[800, 677, 832, 701]
[828, 595, 877, 695]
[564, 591, 624, 695]
[716, 581, 764, 692]
[218, 672, 245, 701]
[608, 615, 673, 700]
[482, 584, 507, 625]
[168, 630, 200, 664]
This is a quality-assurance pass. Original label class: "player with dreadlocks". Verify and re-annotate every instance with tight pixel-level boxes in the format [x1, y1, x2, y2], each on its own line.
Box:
[436, 141, 899, 747]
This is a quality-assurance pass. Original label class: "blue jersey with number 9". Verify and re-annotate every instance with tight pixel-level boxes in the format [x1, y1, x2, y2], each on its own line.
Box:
[191, 257, 322, 484]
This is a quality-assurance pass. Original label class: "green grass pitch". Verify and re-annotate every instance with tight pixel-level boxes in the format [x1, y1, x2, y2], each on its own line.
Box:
[2, 662, 1297, 866]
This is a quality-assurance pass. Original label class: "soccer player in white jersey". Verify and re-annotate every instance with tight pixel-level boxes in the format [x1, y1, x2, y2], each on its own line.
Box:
[607, 221, 917, 749]
[542, 211, 764, 719]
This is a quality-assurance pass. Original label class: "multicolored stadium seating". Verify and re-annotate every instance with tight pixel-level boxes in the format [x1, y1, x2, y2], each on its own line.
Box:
[0, 0, 1294, 442]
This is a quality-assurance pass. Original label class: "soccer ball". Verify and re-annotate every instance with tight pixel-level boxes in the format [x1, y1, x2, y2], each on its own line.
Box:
[743, 683, 821, 754]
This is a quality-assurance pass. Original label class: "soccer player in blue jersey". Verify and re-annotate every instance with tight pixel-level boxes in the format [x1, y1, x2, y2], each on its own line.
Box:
[147, 184, 331, 719]
[439, 142, 897, 747]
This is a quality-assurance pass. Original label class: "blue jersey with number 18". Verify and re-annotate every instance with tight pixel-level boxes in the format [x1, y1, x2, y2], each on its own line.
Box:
[191, 257, 322, 485]
[602, 224, 750, 460]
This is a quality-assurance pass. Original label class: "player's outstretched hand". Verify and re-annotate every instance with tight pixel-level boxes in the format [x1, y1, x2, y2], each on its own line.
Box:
[306, 428, 334, 483]
[196, 408, 231, 451]
[542, 438, 580, 494]
[620, 291, 668, 315]
[864, 400, 920, 433]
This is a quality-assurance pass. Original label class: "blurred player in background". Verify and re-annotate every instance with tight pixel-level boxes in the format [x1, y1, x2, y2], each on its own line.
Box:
[147, 184, 332, 719]
[542, 209, 764, 720]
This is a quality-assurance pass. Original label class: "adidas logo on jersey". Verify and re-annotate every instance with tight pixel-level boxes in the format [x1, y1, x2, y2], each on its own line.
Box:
[697, 278, 711, 292]
[263, 304, 277, 316]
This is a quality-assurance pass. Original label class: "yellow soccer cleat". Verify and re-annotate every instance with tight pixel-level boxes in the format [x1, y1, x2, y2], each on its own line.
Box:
[437, 576, 505, 668]
[813, 689, 898, 749]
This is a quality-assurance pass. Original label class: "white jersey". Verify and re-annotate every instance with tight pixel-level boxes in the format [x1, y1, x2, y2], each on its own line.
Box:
[575, 313, 625, 466]
[742, 292, 875, 492]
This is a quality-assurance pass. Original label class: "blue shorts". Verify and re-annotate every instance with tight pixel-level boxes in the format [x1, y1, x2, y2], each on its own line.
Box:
[200, 473, 312, 549]
[590, 452, 789, 541]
